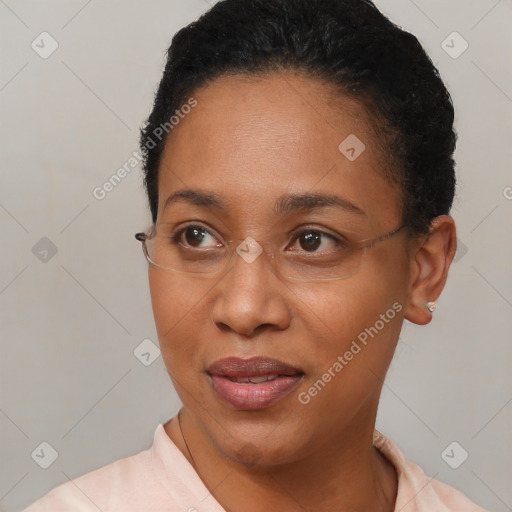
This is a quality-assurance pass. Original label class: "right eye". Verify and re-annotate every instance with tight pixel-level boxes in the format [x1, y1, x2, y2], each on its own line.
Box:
[173, 225, 222, 249]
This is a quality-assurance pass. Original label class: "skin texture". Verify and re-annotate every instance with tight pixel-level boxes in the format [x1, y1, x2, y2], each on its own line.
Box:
[147, 71, 457, 512]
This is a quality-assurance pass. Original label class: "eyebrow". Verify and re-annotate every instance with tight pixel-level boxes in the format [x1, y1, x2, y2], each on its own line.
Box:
[163, 189, 366, 216]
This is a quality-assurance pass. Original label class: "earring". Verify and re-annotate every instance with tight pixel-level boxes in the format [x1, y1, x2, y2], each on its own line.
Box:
[426, 301, 436, 313]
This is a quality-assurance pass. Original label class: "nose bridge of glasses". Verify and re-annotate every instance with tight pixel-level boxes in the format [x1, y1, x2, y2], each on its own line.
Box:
[237, 235, 273, 257]
[226, 236, 280, 276]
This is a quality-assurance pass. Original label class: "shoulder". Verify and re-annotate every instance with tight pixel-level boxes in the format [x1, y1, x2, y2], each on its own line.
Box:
[22, 430, 159, 511]
[404, 459, 488, 512]
[373, 430, 488, 512]
[23, 421, 225, 512]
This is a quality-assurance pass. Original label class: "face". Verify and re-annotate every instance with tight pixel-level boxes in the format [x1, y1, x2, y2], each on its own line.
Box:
[148, 71, 412, 466]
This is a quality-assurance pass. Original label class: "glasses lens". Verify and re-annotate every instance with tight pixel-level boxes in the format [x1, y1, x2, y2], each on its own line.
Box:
[138, 224, 402, 282]
[144, 234, 231, 275]
[276, 245, 364, 282]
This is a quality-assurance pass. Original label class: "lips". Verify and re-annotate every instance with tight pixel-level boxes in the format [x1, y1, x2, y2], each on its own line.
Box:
[207, 356, 303, 379]
[207, 357, 304, 409]
[229, 374, 280, 384]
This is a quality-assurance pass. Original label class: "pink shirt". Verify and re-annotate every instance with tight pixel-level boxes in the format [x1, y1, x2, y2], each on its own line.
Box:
[23, 423, 488, 511]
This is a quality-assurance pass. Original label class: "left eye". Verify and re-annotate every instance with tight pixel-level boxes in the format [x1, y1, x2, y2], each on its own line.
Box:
[288, 229, 342, 253]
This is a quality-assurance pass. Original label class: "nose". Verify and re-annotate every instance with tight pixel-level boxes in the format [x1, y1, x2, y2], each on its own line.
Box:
[210, 245, 291, 337]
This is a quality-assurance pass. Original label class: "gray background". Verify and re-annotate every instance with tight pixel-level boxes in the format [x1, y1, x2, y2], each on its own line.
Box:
[1, 0, 511, 510]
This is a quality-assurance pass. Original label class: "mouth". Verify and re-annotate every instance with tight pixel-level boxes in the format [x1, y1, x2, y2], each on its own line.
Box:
[207, 356, 304, 410]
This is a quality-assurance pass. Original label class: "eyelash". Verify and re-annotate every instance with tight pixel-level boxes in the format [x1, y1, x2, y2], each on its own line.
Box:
[169, 223, 347, 253]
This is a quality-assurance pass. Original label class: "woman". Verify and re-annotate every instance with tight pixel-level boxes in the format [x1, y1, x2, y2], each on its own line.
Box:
[24, 0, 488, 510]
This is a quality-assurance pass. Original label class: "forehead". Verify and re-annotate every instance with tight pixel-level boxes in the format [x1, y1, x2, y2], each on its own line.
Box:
[158, 71, 401, 228]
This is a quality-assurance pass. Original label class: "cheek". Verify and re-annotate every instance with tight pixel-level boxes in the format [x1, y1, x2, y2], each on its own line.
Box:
[294, 259, 406, 381]
[296, 258, 405, 341]
[293, 283, 403, 425]
[148, 271, 203, 355]
[149, 272, 179, 337]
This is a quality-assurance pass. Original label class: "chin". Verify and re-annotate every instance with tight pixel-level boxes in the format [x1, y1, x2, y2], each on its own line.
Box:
[206, 414, 310, 469]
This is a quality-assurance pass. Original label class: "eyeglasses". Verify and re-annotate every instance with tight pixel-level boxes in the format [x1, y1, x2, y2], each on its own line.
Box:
[135, 223, 407, 282]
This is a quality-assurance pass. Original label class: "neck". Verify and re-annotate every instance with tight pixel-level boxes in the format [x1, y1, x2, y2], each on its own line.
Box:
[166, 409, 397, 512]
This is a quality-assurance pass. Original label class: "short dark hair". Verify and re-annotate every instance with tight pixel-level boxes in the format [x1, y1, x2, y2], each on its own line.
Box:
[140, 0, 457, 234]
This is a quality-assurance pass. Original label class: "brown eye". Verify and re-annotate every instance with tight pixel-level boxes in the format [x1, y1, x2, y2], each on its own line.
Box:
[176, 225, 220, 248]
[298, 231, 322, 252]
[289, 229, 343, 254]
[184, 226, 208, 247]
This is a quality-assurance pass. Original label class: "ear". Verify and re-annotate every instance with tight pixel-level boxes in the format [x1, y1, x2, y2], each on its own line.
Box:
[403, 215, 457, 325]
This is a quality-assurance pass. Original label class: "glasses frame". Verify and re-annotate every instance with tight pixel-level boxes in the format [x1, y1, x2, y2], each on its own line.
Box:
[135, 223, 408, 282]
